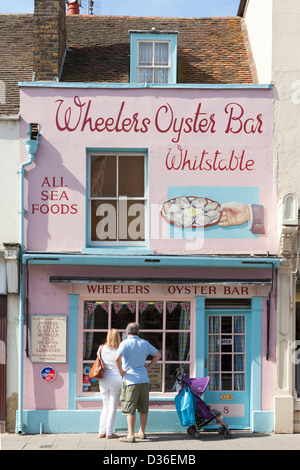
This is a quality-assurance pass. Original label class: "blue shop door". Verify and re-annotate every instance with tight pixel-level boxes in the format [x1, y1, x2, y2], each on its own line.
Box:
[204, 311, 251, 429]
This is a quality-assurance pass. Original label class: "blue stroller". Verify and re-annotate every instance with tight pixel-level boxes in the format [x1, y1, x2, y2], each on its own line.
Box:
[175, 373, 232, 439]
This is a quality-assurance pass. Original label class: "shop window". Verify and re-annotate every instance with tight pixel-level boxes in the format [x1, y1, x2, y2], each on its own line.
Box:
[82, 300, 191, 394]
[208, 315, 246, 392]
[130, 32, 177, 84]
[88, 152, 146, 246]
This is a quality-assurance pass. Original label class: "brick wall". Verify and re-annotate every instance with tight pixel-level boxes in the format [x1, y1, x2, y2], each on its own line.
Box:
[33, 0, 67, 81]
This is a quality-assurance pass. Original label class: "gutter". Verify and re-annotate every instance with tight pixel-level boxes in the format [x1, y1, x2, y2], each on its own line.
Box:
[16, 125, 40, 435]
[237, 0, 249, 17]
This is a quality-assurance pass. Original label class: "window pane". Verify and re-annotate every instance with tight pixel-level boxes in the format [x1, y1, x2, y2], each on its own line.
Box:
[234, 335, 245, 353]
[234, 354, 245, 372]
[154, 68, 169, 84]
[139, 42, 153, 65]
[166, 302, 190, 330]
[118, 200, 145, 241]
[209, 374, 220, 391]
[138, 68, 153, 83]
[209, 316, 219, 333]
[208, 354, 219, 372]
[83, 362, 101, 392]
[139, 302, 163, 329]
[221, 354, 232, 372]
[234, 316, 245, 333]
[119, 155, 145, 197]
[221, 373, 232, 391]
[111, 302, 135, 329]
[90, 155, 116, 197]
[221, 316, 232, 333]
[234, 373, 245, 391]
[221, 335, 232, 353]
[91, 200, 117, 241]
[209, 335, 219, 353]
[166, 332, 190, 362]
[165, 363, 189, 392]
[83, 302, 108, 329]
[154, 42, 169, 65]
[83, 331, 106, 360]
[140, 332, 162, 359]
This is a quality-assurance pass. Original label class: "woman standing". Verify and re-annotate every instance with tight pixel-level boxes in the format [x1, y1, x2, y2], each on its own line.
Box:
[98, 329, 122, 439]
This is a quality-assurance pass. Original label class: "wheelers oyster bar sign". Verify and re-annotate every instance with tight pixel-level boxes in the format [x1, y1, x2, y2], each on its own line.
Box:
[21, 87, 275, 254]
[83, 282, 270, 298]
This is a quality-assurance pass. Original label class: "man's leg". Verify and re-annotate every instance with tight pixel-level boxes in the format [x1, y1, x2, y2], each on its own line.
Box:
[138, 412, 148, 434]
[127, 414, 136, 438]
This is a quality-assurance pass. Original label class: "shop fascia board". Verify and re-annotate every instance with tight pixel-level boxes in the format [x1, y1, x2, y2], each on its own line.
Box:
[21, 253, 280, 269]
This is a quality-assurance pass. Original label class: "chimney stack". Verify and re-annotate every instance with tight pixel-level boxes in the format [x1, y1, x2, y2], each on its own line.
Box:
[33, 0, 67, 81]
[67, 0, 81, 15]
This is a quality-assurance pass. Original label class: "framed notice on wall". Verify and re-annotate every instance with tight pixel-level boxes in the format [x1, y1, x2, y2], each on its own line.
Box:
[30, 315, 67, 363]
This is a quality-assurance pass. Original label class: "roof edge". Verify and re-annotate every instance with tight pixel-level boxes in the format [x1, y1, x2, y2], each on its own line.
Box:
[18, 82, 273, 89]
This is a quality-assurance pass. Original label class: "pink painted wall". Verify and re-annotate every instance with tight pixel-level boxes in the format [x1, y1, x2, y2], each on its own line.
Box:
[20, 86, 277, 255]
[22, 265, 276, 411]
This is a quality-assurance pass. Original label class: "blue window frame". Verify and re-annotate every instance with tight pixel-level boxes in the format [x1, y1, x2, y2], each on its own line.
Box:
[130, 32, 177, 84]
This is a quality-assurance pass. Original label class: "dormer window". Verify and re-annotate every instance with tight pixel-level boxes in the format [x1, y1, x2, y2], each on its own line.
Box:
[130, 31, 177, 84]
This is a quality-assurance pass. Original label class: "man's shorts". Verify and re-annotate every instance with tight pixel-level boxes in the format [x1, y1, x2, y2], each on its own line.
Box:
[120, 382, 149, 415]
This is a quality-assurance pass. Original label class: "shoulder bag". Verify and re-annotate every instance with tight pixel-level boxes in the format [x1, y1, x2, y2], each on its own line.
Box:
[89, 344, 104, 380]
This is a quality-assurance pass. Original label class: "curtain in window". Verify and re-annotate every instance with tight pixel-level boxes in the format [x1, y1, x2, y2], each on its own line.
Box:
[234, 373, 245, 390]
[154, 43, 169, 65]
[84, 303, 96, 359]
[178, 303, 190, 361]
[209, 316, 220, 334]
[138, 42, 169, 83]
[234, 316, 245, 334]
[139, 42, 152, 65]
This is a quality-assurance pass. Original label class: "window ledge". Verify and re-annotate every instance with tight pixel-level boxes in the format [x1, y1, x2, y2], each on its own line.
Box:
[82, 247, 154, 255]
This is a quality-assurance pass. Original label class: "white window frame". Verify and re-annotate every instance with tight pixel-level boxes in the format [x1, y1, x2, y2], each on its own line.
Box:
[80, 298, 192, 397]
[137, 40, 171, 84]
[88, 151, 147, 247]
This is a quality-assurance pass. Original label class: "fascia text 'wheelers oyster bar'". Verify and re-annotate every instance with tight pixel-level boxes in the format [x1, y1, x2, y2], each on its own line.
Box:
[17, 82, 279, 434]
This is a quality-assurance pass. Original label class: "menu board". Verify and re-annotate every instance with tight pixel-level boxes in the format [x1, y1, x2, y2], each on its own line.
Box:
[148, 363, 162, 392]
[31, 315, 67, 363]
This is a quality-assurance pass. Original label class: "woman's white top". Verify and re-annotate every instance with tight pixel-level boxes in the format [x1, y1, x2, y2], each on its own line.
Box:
[97, 345, 120, 377]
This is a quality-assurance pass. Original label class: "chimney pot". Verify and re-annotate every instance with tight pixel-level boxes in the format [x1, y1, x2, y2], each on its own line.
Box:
[67, 1, 81, 15]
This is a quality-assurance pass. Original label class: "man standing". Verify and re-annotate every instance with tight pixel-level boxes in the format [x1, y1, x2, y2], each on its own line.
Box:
[115, 322, 161, 443]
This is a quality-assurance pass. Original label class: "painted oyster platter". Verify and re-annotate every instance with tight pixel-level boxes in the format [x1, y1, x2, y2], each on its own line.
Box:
[161, 196, 222, 228]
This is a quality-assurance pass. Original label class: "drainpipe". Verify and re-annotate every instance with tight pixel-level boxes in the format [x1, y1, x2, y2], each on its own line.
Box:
[16, 124, 39, 435]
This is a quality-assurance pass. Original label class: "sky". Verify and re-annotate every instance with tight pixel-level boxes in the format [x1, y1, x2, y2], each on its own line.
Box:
[0, 0, 241, 17]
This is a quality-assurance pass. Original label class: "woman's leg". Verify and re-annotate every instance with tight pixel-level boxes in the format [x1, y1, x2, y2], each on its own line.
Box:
[99, 385, 110, 436]
[106, 384, 122, 437]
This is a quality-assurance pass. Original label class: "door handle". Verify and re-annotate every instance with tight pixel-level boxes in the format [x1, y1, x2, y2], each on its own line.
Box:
[205, 359, 207, 369]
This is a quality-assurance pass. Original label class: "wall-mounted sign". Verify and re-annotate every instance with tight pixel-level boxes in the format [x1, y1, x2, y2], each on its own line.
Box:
[41, 366, 56, 383]
[31, 315, 67, 363]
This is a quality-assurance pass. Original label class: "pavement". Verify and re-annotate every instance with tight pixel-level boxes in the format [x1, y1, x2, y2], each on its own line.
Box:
[1, 430, 300, 451]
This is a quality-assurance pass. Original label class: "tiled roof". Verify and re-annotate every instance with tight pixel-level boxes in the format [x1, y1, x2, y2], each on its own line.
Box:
[62, 16, 255, 84]
[0, 14, 255, 115]
[0, 15, 34, 115]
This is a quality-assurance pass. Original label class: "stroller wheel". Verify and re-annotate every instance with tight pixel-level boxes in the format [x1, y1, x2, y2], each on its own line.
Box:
[193, 431, 201, 440]
[218, 427, 225, 435]
[187, 426, 196, 436]
[224, 429, 232, 439]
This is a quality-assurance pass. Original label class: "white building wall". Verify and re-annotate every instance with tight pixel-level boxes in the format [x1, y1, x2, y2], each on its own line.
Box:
[0, 118, 20, 244]
[244, 0, 300, 433]
[243, 0, 273, 84]
[273, 0, 300, 201]
[0, 117, 20, 431]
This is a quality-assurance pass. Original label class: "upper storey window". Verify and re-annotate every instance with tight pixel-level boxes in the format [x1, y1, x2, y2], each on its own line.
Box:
[130, 31, 177, 84]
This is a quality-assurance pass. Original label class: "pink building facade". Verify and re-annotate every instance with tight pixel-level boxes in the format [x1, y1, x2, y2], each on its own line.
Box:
[17, 83, 279, 433]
